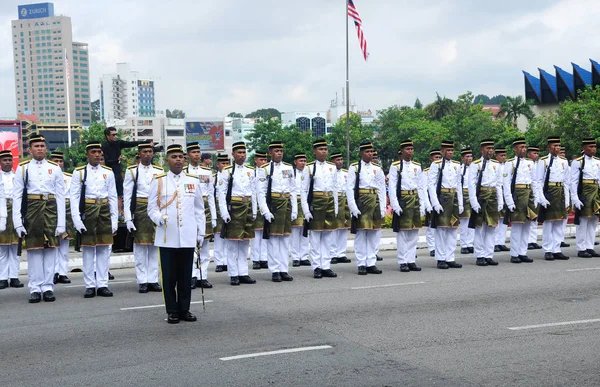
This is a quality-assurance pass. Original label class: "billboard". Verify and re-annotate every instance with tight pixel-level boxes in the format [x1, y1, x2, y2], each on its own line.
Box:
[185, 120, 224, 151]
[0, 121, 21, 171]
[18, 3, 54, 19]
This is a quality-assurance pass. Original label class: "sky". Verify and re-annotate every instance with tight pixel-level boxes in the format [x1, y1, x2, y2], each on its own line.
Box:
[1, 0, 600, 119]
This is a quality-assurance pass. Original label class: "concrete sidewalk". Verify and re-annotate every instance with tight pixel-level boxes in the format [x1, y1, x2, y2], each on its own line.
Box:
[17, 224, 598, 275]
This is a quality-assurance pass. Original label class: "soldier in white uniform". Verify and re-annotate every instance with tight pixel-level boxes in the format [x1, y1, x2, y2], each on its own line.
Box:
[124, 142, 164, 293]
[0, 150, 19, 289]
[213, 154, 230, 272]
[559, 146, 571, 248]
[147, 144, 206, 324]
[570, 138, 600, 258]
[330, 152, 351, 264]
[301, 139, 339, 278]
[50, 151, 72, 285]
[494, 148, 510, 252]
[13, 134, 64, 303]
[71, 141, 118, 298]
[503, 138, 538, 263]
[347, 141, 385, 275]
[389, 140, 428, 272]
[468, 139, 503, 266]
[290, 153, 310, 267]
[257, 140, 298, 282]
[372, 150, 383, 262]
[250, 151, 269, 270]
[459, 148, 474, 255]
[526, 146, 543, 250]
[428, 140, 464, 269]
[217, 141, 257, 286]
[535, 136, 570, 261]
[183, 142, 217, 289]
[425, 149, 441, 257]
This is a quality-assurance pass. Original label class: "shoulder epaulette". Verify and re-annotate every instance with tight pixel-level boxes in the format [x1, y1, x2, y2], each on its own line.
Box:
[506, 157, 515, 162]
[127, 165, 137, 169]
[18, 160, 30, 166]
[350, 162, 358, 166]
[451, 160, 460, 164]
[224, 165, 232, 170]
[307, 161, 315, 165]
[474, 159, 482, 164]
[63, 172, 72, 177]
[424, 167, 430, 172]
[200, 166, 212, 171]
[574, 156, 584, 161]
[372, 162, 381, 167]
[245, 164, 255, 170]
[593, 156, 600, 160]
[434, 160, 442, 164]
[341, 168, 348, 172]
[326, 161, 335, 165]
[101, 165, 112, 171]
[74, 165, 86, 171]
[490, 159, 499, 163]
[413, 161, 421, 166]
[524, 157, 532, 161]
[283, 162, 292, 166]
[185, 173, 197, 179]
[540, 155, 549, 160]
[559, 156, 567, 160]
[47, 160, 59, 166]
[153, 172, 167, 179]
[391, 161, 400, 166]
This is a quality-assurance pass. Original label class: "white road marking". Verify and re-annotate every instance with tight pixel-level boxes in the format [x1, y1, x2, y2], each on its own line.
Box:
[566, 267, 600, 272]
[350, 281, 425, 290]
[507, 318, 600, 331]
[65, 280, 132, 288]
[219, 345, 333, 361]
[120, 300, 213, 311]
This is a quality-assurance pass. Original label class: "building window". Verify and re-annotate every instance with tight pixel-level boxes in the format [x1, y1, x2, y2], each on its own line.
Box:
[296, 117, 311, 132]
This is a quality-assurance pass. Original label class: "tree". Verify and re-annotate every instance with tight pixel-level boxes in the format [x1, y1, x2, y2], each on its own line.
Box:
[166, 109, 186, 119]
[227, 112, 244, 118]
[425, 93, 455, 120]
[473, 94, 507, 105]
[499, 96, 534, 127]
[245, 108, 281, 120]
[327, 113, 373, 166]
[91, 99, 101, 123]
[244, 120, 313, 164]
[414, 98, 423, 110]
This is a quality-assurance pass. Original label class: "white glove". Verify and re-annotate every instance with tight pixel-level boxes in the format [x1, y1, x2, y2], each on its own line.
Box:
[212, 219, 217, 228]
[498, 204, 504, 212]
[197, 233, 204, 246]
[508, 204, 516, 212]
[15, 226, 27, 237]
[264, 212, 275, 223]
[55, 226, 65, 236]
[74, 220, 86, 233]
[291, 212, 297, 222]
[573, 199, 584, 210]
[420, 207, 426, 217]
[540, 198, 551, 208]
[126, 220, 136, 232]
[304, 212, 313, 222]
[112, 221, 118, 234]
[0, 217, 6, 232]
[426, 206, 433, 213]
[351, 209, 361, 218]
[565, 201, 571, 210]
[433, 204, 443, 214]
[471, 203, 481, 213]
[393, 206, 403, 216]
[459, 205, 464, 215]
[380, 209, 386, 218]
[222, 214, 231, 223]
[252, 213, 257, 221]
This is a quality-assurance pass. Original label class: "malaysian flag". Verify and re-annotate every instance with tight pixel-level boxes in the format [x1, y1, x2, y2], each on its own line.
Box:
[348, 0, 369, 61]
[65, 51, 70, 80]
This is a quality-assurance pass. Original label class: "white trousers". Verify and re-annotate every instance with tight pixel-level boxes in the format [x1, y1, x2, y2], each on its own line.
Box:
[495, 220, 508, 246]
[290, 227, 309, 261]
[226, 240, 250, 277]
[134, 243, 159, 284]
[251, 230, 268, 262]
[474, 224, 496, 258]
[459, 220, 474, 248]
[55, 238, 69, 276]
[83, 245, 110, 289]
[435, 227, 457, 262]
[27, 248, 56, 293]
[213, 234, 227, 266]
[510, 222, 530, 257]
[310, 230, 334, 270]
[396, 230, 418, 265]
[354, 230, 379, 267]
[542, 220, 565, 254]
[576, 216, 597, 251]
[192, 239, 210, 281]
[374, 229, 381, 255]
[426, 227, 436, 252]
[330, 228, 348, 258]
[267, 235, 291, 273]
[0, 244, 19, 280]
[528, 221, 538, 244]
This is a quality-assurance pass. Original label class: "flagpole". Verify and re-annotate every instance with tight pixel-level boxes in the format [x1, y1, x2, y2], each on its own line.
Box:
[345, 0, 350, 168]
[64, 48, 72, 146]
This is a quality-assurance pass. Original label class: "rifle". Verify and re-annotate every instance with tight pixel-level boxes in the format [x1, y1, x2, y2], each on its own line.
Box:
[574, 157, 584, 225]
[125, 167, 139, 250]
[220, 164, 234, 239]
[537, 156, 554, 224]
[350, 161, 362, 234]
[262, 162, 274, 240]
[468, 160, 487, 229]
[430, 158, 445, 229]
[391, 161, 403, 232]
[75, 167, 88, 252]
[17, 166, 29, 257]
[503, 158, 520, 225]
[302, 163, 317, 237]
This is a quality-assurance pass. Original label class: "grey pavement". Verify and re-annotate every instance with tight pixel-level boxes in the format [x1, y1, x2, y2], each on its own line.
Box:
[2, 245, 600, 386]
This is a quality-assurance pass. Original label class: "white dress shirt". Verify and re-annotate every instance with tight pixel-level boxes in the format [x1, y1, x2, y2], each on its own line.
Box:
[70, 163, 118, 231]
[346, 160, 386, 216]
[256, 161, 298, 218]
[123, 163, 164, 222]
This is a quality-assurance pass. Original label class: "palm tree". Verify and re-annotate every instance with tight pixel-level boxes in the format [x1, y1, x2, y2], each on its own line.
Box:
[425, 93, 455, 120]
[499, 96, 535, 127]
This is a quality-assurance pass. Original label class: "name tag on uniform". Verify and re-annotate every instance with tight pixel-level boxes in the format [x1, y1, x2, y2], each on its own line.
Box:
[184, 184, 195, 193]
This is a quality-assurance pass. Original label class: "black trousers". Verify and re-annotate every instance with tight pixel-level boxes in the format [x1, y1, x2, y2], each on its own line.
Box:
[159, 247, 193, 314]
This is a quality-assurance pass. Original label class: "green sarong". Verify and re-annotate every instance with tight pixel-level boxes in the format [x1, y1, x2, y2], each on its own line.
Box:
[540, 185, 566, 221]
[436, 190, 460, 228]
[215, 197, 222, 233]
[222, 199, 254, 240]
[309, 193, 337, 231]
[0, 199, 19, 245]
[460, 188, 471, 219]
[510, 187, 537, 223]
[81, 202, 113, 246]
[203, 196, 214, 237]
[472, 188, 499, 227]
[580, 183, 600, 218]
[65, 199, 75, 240]
[397, 192, 422, 230]
[132, 200, 155, 244]
[25, 197, 59, 249]
[356, 192, 382, 230]
[292, 195, 304, 228]
[269, 194, 292, 235]
[254, 207, 264, 230]
[334, 194, 350, 229]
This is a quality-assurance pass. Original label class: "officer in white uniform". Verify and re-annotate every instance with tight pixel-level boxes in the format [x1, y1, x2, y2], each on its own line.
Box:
[147, 144, 206, 324]
[250, 151, 269, 270]
[0, 150, 18, 289]
[213, 154, 230, 272]
[527, 146, 543, 250]
[330, 152, 352, 264]
[459, 148, 474, 254]
[124, 142, 164, 293]
[290, 153, 310, 267]
[494, 148, 510, 252]
[425, 149, 441, 256]
[50, 151, 73, 285]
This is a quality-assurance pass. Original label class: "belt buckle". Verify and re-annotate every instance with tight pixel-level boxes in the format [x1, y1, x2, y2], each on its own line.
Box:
[42, 193, 48, 201]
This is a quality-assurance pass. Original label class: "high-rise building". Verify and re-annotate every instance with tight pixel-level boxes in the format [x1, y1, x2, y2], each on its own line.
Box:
[11, 3, 91, 126]
[99, 63, 160, 126]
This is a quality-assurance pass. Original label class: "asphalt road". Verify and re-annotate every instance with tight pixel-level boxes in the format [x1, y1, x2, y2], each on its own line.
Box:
[2, 246, 600, 386]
